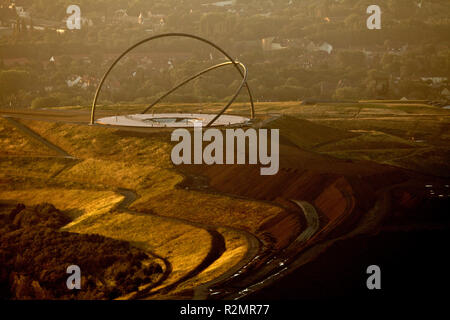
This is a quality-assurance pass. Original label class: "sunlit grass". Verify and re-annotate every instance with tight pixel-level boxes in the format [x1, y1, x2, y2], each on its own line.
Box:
[1, 118, 277, 296]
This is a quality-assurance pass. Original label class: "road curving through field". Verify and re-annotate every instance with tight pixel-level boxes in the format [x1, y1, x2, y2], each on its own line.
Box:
[1, 116, 264, 299]
[291, 200, 320, 242]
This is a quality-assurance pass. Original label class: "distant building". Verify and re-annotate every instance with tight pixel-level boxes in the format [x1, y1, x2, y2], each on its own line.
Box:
[202, 1, 236, 7]
[441, 88, 450, 99]
[14, 5, 29, 18]
[306, 40, 333, 54]
[318, 42, 333, 54]
[66, 75, 97, 89]
[262, 37, 288, 51]
[66, 76, 82, 88]
[421, 77, 447, 85]
[113, 9, 141, 24]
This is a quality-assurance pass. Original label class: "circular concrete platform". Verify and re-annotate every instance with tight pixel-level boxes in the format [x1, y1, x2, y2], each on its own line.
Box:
[95, 113, 250, 128]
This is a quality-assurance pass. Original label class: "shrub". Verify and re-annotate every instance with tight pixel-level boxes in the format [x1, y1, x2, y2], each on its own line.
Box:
[30, 96, 60, 109]
[333, 87, 361, 101]
[0, 203, 163, 299]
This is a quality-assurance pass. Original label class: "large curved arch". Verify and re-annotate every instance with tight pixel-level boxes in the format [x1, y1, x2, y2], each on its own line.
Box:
[90, 33, 255, 127]
[142, 61, 248, 126]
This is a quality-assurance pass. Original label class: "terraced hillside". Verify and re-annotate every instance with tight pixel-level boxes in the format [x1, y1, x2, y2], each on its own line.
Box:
[0, 100, 448, 299]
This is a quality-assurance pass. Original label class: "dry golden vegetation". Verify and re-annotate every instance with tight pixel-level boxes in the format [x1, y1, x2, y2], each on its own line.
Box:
[173, 227, 250, 290]
[132, 189, 283, 233]
[0, 188, 124, 221]
[0, 202, 164, 299]
[0, 118, 58, 157]
[1, 100, 448, 299]
[249, 101, 449, 177]
[0, 116, 287, 298]
[64, 209, 213, 291]
[22, 119, 283, 231]
[0, 157, 69, 181]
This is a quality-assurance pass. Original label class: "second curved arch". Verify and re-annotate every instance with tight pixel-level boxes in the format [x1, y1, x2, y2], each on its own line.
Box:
[142, 61, 252, 127]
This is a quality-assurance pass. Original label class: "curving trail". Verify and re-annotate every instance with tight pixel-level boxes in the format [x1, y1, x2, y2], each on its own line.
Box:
[115, 188, 227, 298]
[5, 112, 364, 301]
[192, 226, 261, 300]
[2, 116, 174, 294]
[1, 113, 322, 300]
[1, 112, 364, 301]
[1, 116, 264, 299]
[218, 200, 321, 299]
[114, 188, 262, 299]
[2, 116, 82, 180]
[291, 200, 320, 242]
[3, 116, 74, 158]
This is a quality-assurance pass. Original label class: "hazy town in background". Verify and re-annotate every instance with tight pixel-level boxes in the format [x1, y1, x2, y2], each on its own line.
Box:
[0, 0, 449, 109]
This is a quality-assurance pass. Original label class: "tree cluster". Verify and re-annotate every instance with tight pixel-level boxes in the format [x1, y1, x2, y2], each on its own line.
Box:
[0, 202, 163, 299]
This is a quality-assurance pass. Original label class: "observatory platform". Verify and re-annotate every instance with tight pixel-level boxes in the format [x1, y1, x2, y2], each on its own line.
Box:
[91, 33, 255, 128]
[96, 113, 250, 128]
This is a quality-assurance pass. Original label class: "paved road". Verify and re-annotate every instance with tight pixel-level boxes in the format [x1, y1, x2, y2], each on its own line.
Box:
[224, 200, 320, 299]
[1, 117, 263, 299]
[291, 200, 320, 242]
[1, 118, 175, 297]
[114, 188, 263, 299]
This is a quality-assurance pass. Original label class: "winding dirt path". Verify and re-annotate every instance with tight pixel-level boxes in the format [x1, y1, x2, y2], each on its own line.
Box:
[2, 116, 176, 294]
[1, 116, 264, 299]
[2, 112, 367, 301]
[3, 116, 74, 159]
[114, 188, 263, 299]
[217, 200, 321, 299]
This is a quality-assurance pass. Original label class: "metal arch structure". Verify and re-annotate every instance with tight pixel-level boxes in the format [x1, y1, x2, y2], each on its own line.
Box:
[142, 61, 249, 127]
[142, 61, 246, 115]
[90, 33, 255, 127]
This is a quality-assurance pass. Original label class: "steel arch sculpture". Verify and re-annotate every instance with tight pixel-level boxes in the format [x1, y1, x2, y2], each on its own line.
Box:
[142, 61, 247, 115]
[90, 33, 255, 127]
